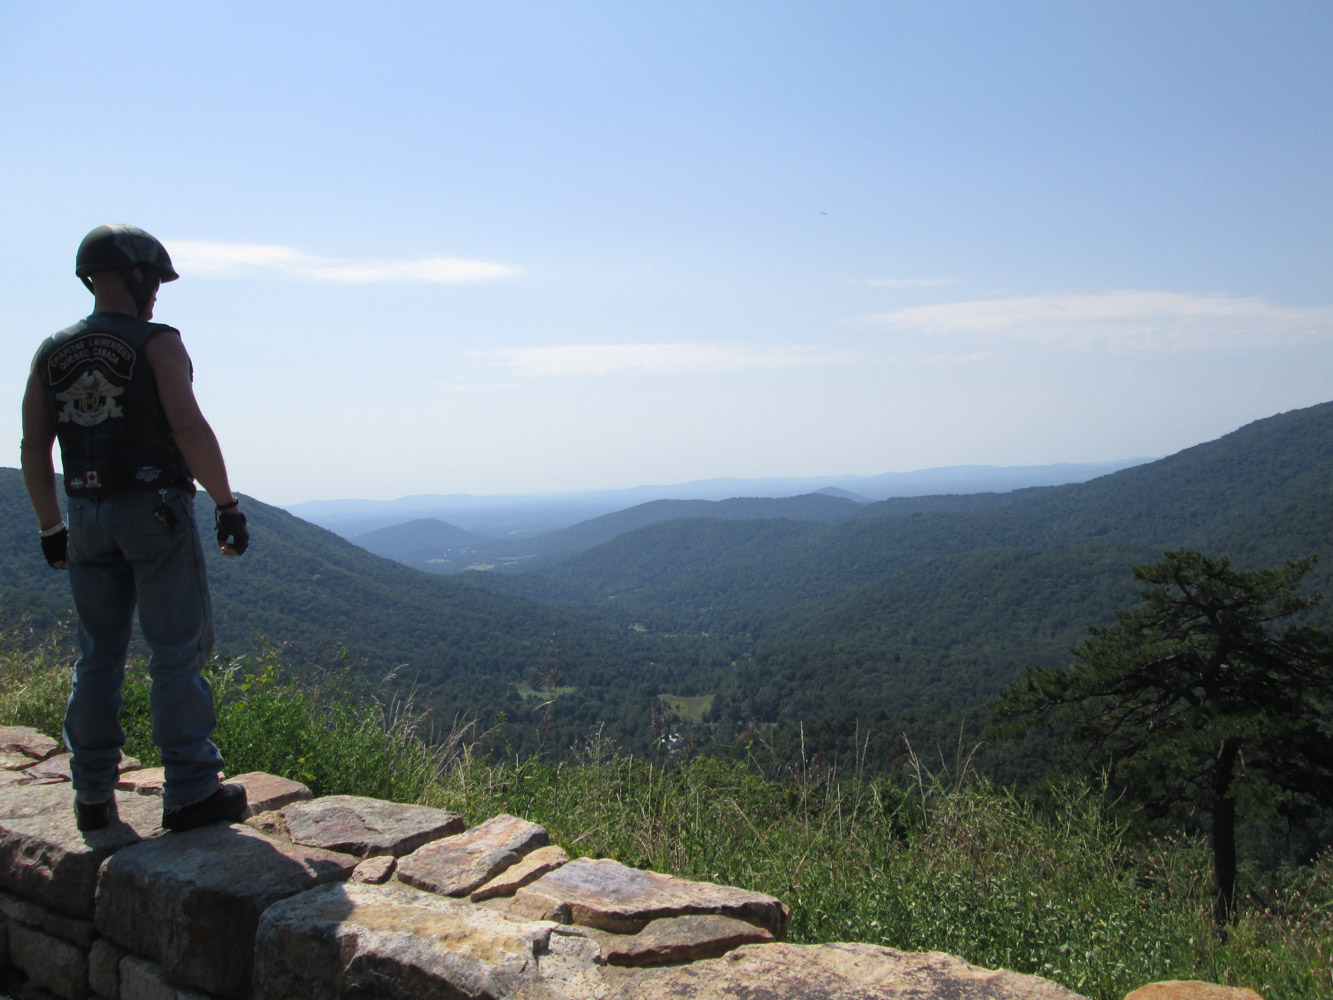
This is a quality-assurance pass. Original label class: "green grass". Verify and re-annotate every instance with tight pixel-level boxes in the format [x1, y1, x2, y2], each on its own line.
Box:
[514, 682, 577, 700]
[658, 692, 714, 722]
[2, 622, 1328, 1000]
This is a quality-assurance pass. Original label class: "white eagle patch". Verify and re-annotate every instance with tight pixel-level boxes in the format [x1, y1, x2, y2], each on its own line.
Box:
[56, 369, 125, 427]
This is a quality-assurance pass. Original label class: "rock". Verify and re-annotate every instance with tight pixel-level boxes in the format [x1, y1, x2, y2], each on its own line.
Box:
[119, 954, 214, 1000]
[0, 783, 159, 918]
[244, 809, 290, 840]
[604, 942, 1091, 999]
[94, 822, 358, 999]
[253, 879, 556, 1000]
[17, 753, 72, 783]
[398, 813, 551, 898]
[582, 913, 776, 966]
[229, 772, 311, 816]
[350, 855, 397, 884]
[472, 843, 570, 901]
[0, 728, 60, 766]
[115, 766, 165, 796]
[0, 891, 96, 947]
[88, 937, 128, 1000]
[1124, 983, 1266, 1000]
[5, 920, 89, 1000]
[282, 794, 463, 858]
[511, 856, 790, 937]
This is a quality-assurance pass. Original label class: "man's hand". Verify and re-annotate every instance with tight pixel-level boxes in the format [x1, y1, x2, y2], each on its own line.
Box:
[216, 510, 249, 556]
[40, 527, 68, 569]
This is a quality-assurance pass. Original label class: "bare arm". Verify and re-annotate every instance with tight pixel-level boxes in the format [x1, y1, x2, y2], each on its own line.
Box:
[146, 330, 244, 554]
[20, 360, 67, 569]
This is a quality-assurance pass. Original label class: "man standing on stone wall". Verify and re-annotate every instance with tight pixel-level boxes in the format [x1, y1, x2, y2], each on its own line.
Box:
[20, 224, 251, 833]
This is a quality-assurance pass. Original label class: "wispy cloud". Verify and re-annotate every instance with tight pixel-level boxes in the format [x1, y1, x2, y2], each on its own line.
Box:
[864, 277, 955, 289]
[861, 290, 1333, 352]
[170, 241, 521, 283]
[470, 343, 857, 378]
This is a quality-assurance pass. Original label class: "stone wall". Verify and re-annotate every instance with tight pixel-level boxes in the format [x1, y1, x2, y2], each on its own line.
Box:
[0, 726, 1253, 1000]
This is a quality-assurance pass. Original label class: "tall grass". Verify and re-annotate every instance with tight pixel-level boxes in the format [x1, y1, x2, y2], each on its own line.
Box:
[1, 623, 1328, 1000]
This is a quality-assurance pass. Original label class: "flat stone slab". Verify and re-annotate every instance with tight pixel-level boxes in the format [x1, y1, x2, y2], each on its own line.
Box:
[230, 771, 311, 816]
[18, 751, 72, 782]
[511, 856, 790, 937]
[350, 855, 397, 884]
[116, 765, 166, 795]
[254, 879, 556, 1000]
[584, 913, 775, 966]
[18, 752, 141, 784]
[397, 813, 550, 897]
[0, 727, 60, 767]
[0, 782, 160, 918]
[95, 821, 359, 999]
[283, 794, 463, 858]
[603, 942, 1091, 999]
[472, 843, 569, 901]
[1125, 984, 1265, 1000]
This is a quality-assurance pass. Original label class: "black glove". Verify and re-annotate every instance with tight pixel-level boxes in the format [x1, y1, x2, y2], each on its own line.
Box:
[216, 510, 249, 555]
[40, 527, 68, 568]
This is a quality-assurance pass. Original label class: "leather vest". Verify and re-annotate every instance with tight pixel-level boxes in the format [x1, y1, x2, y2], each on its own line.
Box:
[36, 313, 194, 497]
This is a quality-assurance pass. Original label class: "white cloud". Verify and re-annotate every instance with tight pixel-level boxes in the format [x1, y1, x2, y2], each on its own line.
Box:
[861, 291, 1333, 352]
[470, 343, 857, 378]
[864, 277, 955, 289]
[169, 241, 520, 283]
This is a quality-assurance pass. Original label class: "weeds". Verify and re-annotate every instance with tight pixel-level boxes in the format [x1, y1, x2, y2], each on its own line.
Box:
[1, 622, 1327, 1000]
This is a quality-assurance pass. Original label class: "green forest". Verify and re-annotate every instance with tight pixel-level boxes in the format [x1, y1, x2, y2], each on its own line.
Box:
[3, 401, 1332, 997]
[3, 401, 1331, 774]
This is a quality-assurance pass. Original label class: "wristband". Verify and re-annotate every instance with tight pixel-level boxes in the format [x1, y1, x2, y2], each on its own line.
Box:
[216, 498, 240, 512]
[40, 521, 67, 537]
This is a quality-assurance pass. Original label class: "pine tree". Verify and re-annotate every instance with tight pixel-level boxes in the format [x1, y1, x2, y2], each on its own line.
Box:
[993, 550, 1333, 926]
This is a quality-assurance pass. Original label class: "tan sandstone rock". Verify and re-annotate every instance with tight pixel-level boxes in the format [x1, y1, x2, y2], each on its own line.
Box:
[1124, 983, 1265, 1000]
[116, 765, 166, 795]
[472, 843, 570, 901]
[0, 783, 160, 918]
[282, 793, 463, 858]
[510, 856, 790, 938]
[229, 771, 311, 817]
[0, 727, 60, 768]
[398, 813, 551, 897]
[603, 941, 1091, 999]
[15, 751, 72, 783]
[350, 854, 397, 884]
[581, 913, 776, 966]
[95, 821, 358, 999]
[253, 879, 557, 1000]
[244, 808, 291, 839]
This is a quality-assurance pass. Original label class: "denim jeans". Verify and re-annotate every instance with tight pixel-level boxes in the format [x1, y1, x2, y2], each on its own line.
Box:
[64, 487, 224, 811]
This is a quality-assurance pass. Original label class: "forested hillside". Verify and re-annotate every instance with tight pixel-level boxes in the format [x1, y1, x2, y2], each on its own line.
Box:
[0, 471, 718, 754]
[477, 402, 1333, 766]
[3, 401, 1330, 765]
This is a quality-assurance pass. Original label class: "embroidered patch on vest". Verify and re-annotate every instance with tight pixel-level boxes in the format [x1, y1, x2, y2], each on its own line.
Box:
[46, 335, 136, 385]
[55, 369, 126, 427]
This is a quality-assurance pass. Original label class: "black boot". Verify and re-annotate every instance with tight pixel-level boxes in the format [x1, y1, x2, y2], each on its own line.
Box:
[75, 796, 117, 832]
[162, 783, 247, 832]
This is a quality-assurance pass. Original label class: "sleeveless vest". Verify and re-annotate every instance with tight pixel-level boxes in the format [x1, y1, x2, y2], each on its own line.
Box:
[36, 313, 195, 498]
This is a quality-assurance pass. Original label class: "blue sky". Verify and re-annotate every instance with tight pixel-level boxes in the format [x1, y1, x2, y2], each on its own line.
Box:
[4, 2, 1331, 504]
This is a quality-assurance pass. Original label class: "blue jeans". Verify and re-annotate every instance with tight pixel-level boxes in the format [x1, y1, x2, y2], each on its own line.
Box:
[64, 487, 224, 811]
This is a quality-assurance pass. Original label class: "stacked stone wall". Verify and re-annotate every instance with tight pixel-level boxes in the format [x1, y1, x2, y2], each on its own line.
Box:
[0, 726, 1258, 1000]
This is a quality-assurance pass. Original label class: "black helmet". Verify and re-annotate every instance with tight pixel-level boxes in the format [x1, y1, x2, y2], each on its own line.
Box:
[75, 224, 178, 314]
[76, 224, 179, 283]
